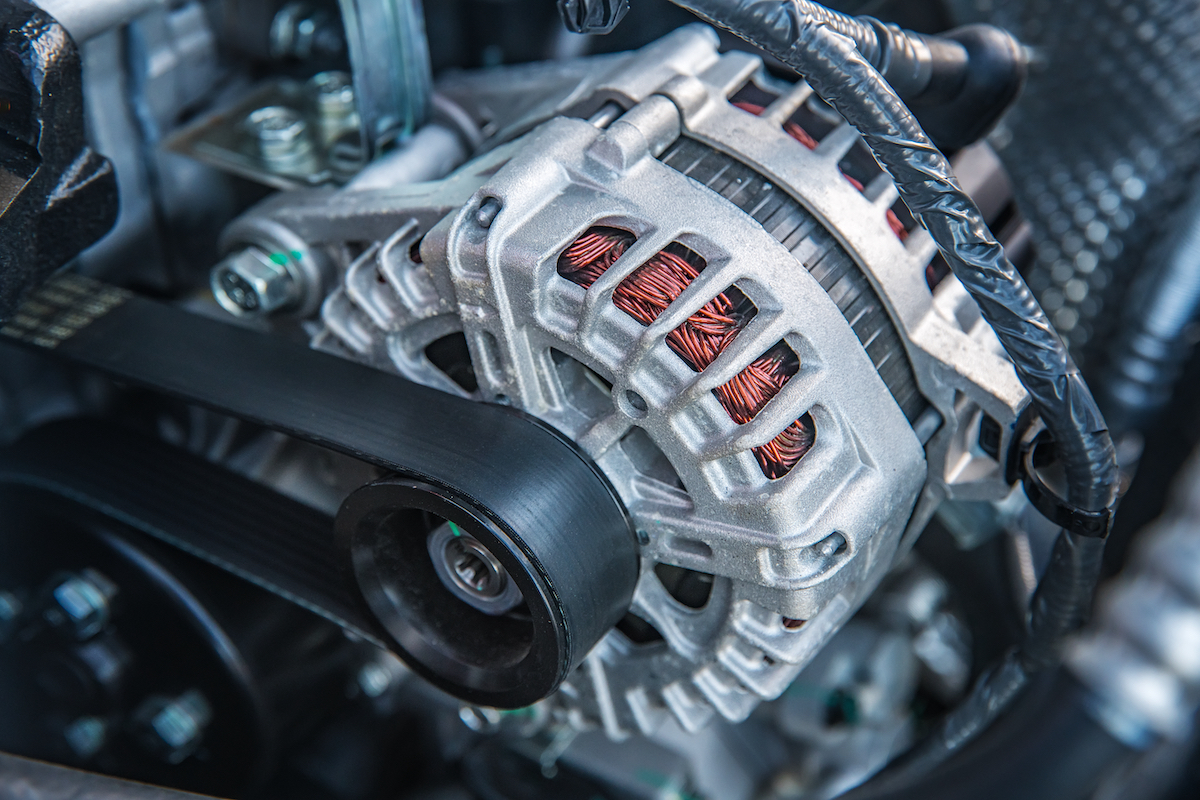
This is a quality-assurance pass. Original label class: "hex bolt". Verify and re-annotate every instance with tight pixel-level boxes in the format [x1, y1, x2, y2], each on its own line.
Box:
[211, 247, 301, 318]
[269, 1, 343, 60]
[245, 105, 313, 167]
[135, 689, 212, 765]
[311, 71, 356, 123]
[64, 717, 107, 760]
[45, 570, 117, 641]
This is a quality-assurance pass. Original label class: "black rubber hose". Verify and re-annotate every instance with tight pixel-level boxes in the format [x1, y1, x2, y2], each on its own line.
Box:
[761, 1, 963, 100]
[667, 0, 1118, 513]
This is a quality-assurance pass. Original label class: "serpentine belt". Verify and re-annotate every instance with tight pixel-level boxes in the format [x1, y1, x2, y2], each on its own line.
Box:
[0, 418, 391, 646]
[0, 274, 637, 688]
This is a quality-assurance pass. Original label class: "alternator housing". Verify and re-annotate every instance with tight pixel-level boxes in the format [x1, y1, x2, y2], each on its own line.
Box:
[233, 24, 1027, 735]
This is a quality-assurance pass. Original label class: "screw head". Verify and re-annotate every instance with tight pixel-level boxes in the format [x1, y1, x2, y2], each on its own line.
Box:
[311, 71, 355, 113]
[309, 71, 358, 145]
[245, 106, 312, 164]
[135, 689, 212, 765]
[46, 570, 116, 641]
[270, 1, 343, 60]
[211, 248, 299, 318]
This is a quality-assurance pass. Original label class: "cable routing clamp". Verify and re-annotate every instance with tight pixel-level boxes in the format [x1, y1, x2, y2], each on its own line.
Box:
[1016, 419, 1114, 538]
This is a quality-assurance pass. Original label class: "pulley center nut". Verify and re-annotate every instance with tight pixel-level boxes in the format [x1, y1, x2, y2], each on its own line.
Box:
[336, 475, 637, 708]
[427, 522, 523, 614]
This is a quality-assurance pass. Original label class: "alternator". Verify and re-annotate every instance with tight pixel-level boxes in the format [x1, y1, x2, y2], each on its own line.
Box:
[221, 26, 1027, 736]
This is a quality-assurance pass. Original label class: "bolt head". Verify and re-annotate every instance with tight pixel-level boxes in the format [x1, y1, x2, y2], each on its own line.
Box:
[212, 248, 299, 317]
[309, 71, 358, 144]
[135, 690, 212, 765]
[427, 522, 523, 615]
[247, 105, 305, 140]
[270, 2, 342, 60]
[46, 570, 116, 641]
[245, 106, 312, 163]
[310, 71, 355, 114]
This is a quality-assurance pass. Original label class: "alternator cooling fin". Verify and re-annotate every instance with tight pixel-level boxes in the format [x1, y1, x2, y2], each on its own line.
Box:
[660, 137, 928, 423]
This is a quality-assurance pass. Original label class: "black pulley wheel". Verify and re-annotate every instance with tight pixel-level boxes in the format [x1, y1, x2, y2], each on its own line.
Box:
[337, 476, 638, 708]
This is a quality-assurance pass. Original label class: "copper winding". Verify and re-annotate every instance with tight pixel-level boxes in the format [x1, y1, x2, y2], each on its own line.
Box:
[559, 229, 815, 479]
[733, 101, 908, 241]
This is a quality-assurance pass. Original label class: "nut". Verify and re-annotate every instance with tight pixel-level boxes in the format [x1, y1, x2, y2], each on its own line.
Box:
[211, 247, 299, 317]
[245, 105, 313, 165]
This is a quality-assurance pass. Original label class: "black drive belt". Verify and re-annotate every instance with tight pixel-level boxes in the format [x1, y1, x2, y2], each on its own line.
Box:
[0, 275, 639, 700]
[0, 274, 615, 505]
[0, 419, 390, 647]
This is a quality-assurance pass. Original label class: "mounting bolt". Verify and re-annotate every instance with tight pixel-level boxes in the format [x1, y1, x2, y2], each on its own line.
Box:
[269, 1, 344, 61]
[427, 522, 523, 615]
[245, 105, 313, 168]
[311, 71, 356, 121]
[134, 689, 212, 765]
[45, 570, 117, 641]
[309, 71, 358, 143]
[211, 247, 300, 318]
[64, 717, 107, 760]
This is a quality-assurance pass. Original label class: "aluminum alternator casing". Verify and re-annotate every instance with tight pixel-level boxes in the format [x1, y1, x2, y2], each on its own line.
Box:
[236, 25, 1028, 735]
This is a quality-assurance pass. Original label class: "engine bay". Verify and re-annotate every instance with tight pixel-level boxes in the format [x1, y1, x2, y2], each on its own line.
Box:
[0, 1, 1197, 798]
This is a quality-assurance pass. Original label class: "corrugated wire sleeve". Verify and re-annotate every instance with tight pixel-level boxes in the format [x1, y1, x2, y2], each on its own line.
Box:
[662, 0, 1121, 779]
